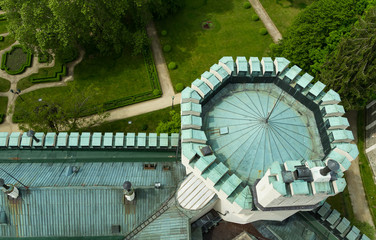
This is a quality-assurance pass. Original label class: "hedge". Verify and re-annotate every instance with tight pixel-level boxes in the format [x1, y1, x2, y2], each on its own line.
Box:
[175, 83, 184, 92]
[161, 30, 167, 36]
[0, 36, 4, 42]
[30, 63, 67, 83]
[163, 45, 171, 52]
[0, 113, 4, 124]
[1, 45, 33, 75]
[0, 14, 6, 21]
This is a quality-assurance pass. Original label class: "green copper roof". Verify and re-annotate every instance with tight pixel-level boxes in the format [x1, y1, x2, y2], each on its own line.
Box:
[203, 83, 324, 185]
[219, 56, 235, 73]
[309, 81, 326, 97]
[249, 57, 261, 76]
[322, 89, 341, 103]
[262, 57, 274, 75]
[181, 102, 202, 114]
[296, 73, 314, 89]
[274, 57, 290, 74]
[236, 56, 248, 73]
[181, 87, 201, 102]
[201, 71, 220, 89]
[284, 65, 302, 82]
[210, 63, 230, 80]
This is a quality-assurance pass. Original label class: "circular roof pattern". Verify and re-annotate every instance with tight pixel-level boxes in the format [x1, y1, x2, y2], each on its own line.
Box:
[202, 83, 324, 184]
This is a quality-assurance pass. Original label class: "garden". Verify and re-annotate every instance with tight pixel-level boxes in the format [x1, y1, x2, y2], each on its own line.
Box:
[156, 0, 273, 89]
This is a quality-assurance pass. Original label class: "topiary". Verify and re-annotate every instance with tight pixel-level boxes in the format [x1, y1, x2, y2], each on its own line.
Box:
[161, 30, 167, 36]
[243, 2, 251, 9]
[175, 83, 184, 92]
[168, 62, 177, 70]
[259, 28, 268, 35]
[163, 45, 171, 52]
[252, 14, 259, 21]
[153, 89, 161, 96]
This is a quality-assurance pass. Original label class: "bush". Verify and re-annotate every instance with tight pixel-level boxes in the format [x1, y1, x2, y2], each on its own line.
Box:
[141, 123, 148, 131]
[0, 113, 4, 124]
[168, 62, 177, 70]
[163, 45, 171, 52]
[243, 2, 251, 9]
[252, 14, 259, 21]
[38, 53, 51, 63]
[153, 89, 161, 96]
[175, 83, 184, 92]
[0, 36, 4, 42]
[161, 30, 167, 36]
[259, 28, 268, 35]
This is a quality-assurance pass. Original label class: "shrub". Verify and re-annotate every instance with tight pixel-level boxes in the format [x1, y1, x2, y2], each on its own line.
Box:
[168, 62, 177, 70]
[252, 14, 259, 21]
[0, 36, 4, 42]
[243, 2, 251, 9]
[259, 28, 268, 35]
[163, 45, 171, 52]
[175, 83, 184, 92]
[38, 53, 51, 63]
[0, 113, 4, 124]
[141, 123, 148, 131]
[153, 89, 161, 96]
[161, 30, 167, 36]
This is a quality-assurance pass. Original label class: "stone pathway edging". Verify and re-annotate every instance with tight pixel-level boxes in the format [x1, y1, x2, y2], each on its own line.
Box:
[248, 0, 282, 43]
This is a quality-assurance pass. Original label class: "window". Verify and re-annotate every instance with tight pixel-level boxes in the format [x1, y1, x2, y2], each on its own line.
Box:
[143, 163, 157, 170]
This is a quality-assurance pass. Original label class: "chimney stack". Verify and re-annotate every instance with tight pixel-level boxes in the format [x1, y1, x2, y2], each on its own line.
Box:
[320, 160, 340, 176]
[0, 178, 19, 199]
[123, 181, 135, 201]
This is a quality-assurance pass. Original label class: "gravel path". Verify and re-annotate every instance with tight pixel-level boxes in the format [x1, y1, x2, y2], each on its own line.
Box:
[248, 0, 282, 43]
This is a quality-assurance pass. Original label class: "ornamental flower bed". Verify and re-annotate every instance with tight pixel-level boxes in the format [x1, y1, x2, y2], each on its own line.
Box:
[1, 45, 32, 75]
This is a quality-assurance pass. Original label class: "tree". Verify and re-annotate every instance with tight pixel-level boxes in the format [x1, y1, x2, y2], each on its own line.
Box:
[14, 83, 109, 132]
[318, 7, 376, 109]
[156, 110, 180, 134]
[0, 0, 184, 55]
[271, 0, 370, 74]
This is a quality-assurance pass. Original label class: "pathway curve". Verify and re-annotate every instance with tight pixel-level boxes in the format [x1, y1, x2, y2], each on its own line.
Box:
[0, 21, 179, 130]
[103, 21, 179, 122]
[345, 110, 374, 227]
[248, 0, 282, 43]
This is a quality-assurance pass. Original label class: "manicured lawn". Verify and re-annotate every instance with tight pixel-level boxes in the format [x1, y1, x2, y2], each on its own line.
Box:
[17, 49, 151, 101]
[0, 96, 8, 114]
[0, 77, 10, 92]
[86, 106, 180, 133]
[156, 0, 273, 88]
[260, 0, 313, 35]
[0, 35, 15, 50]
[5, 47, 29, 71]
[0, 20, 8, 34]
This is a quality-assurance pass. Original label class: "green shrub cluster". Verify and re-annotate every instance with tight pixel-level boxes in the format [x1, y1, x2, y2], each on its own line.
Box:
[163, 44, 171, 52]
[0, 14, 6, 21]
[175, 83, 184, 92]
[252, 14, 259, 21]
[38, 53, 51, 63]
[0, 36, 4, 42]
[1, 45, 33, 75]
[0, 113, 4, 124]
[259, 28, 268, 35]
[168, 62, 177, 70]
[161, 30, 167, 36]
[243, 2, 251, 9]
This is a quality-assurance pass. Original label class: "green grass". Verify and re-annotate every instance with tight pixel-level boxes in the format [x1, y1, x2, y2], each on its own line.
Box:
[0, 77, 10, 92]
[17, 59, 65, 90]
[0, 19, 8, 34]
[0, 35, 15, 50]
[86, 106, 180, 133]
[156, 0, 273, 88]
[358, 110, 376, 227]
[261, 0, 313, 35]
[17, 49, 151, 102]
[0, 96, 8, 114]
[5, 47, 28, 71]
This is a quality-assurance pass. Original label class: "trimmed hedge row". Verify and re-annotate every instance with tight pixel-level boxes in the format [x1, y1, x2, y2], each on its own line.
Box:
[1, 45, 33, 75]
[30, 63, 67, 83]
[0, 36, 4, 42]
[0, 14, 6, 21]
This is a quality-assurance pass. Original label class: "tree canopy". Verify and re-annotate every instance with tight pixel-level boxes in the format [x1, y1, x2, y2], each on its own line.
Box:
[156, 110, 180, 134]
[318, 7, 376, 109]
[14, 83, 109, 132]
[271, 0, 370, 74]
[0, 0, 184, 55]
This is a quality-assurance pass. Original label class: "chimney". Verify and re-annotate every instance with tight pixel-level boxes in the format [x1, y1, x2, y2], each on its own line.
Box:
[0, 178, 19, 199]
[320, 160, 340, 176]
[123, 181, 135, 201]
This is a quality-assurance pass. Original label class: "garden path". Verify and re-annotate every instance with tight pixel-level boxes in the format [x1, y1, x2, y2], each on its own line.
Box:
[345, 111, 374, 227]
[248, 0, 282, 43]
[0, 21, 180, 131]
